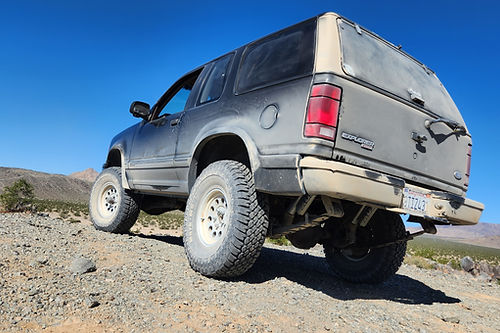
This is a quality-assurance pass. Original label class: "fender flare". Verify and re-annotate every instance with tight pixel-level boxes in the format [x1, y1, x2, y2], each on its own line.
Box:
[188, 127, 261, 191]
[104, 144, 131, 190]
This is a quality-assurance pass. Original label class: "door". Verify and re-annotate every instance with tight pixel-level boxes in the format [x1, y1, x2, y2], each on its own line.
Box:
[128, 69, 204, 194]
[175, 54, 234, 185]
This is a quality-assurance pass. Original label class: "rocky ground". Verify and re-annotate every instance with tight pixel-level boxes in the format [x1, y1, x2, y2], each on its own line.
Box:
[0, 213, 498, 333]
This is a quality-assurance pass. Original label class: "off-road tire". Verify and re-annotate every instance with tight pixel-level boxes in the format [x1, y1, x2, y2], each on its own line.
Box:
[324, 211, 406, 284]
[89, 167, 140, 233]
[183, 160, 269, 278]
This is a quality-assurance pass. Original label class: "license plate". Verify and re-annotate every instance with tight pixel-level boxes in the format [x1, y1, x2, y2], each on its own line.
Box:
[402, 188, 430, 214]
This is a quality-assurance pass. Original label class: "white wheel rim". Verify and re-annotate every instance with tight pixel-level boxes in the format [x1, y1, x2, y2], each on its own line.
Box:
[98, 182, 120, 220]
[196, 188, 228, 247]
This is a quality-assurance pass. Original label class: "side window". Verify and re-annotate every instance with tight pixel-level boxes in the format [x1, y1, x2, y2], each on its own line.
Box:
[157, 69, 202, 117]
[198, 54, 233, 104]
[236, 20, 315, 93]
[159, 86, 191, 116]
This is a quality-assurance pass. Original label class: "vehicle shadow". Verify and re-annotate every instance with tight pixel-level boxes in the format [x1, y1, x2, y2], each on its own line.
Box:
[245, 247, 461, 305]
[135, 233, 184, 247]
[133, 233, 460, 305]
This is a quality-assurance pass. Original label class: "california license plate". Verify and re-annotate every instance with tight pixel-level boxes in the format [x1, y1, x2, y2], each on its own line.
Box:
[402, 188, 430, 214]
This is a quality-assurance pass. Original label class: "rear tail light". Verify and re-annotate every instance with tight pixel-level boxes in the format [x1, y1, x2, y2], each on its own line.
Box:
[304, 123, 336, 140]
[465, 144, 472, 185]
[304, 83, 342, 141]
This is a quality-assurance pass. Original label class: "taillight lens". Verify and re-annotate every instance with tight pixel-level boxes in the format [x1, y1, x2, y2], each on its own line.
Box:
[304, 123, 336, 141]
[306, 97, 339, 127]
[311, 84, 342, 100]
[304, 83, 342, 141]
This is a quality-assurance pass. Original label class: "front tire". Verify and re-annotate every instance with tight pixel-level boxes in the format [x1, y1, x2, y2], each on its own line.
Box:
[324, 211, 406, 284]
[183, 160, 269, 278]
[89, 167, 140, 233]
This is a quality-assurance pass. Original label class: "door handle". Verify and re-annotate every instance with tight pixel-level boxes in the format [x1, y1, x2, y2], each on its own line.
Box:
[170, 118, 179, 126]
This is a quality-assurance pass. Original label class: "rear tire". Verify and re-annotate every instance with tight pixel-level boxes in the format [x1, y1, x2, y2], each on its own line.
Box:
[183, 160, 269, 278]
[89, 167, 140, 233]
[324, 211, 406, 284]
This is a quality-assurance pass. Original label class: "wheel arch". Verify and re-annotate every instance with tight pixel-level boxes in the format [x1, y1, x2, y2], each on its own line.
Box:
[103, 146, 131, 189]
[188, 129, 261, 192]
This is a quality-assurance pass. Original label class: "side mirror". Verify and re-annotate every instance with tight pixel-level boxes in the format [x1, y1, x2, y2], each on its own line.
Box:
[130, 101, 151, 119]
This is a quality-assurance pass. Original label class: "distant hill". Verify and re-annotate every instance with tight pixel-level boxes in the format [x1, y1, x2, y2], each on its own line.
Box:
[69, 168, 98, 183]
[409, 222, 500, 249]
[0, 167, 92, 203]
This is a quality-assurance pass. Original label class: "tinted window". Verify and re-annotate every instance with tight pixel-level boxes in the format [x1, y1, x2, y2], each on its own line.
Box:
[237, 20, 315, 93]
[199, 54, 233, 104]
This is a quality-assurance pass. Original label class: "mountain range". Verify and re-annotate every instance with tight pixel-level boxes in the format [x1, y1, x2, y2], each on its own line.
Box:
[69, 168, 99, 182]
[413, 223, 500, 249]
[0, 167, 97, 203]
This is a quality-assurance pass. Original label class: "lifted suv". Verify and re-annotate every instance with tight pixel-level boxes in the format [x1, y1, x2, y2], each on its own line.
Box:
[90, 12, 484, 283]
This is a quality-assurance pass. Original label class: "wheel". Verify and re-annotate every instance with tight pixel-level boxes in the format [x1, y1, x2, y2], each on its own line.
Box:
[89, 167, 140, 233]
[183, 160, 269, 278]
[324, 211, 406, 283]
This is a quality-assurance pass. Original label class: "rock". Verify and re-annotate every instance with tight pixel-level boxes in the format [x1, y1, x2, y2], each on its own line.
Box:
[477, 272, 492, 282]
[441, 316, 460, 324]
[28, 288, 40, 297]
[492, 266, 500, 279]
[36, 257, 48, 265]
[29, 257, 48, 267]
[70, 256, 96, 274]
[460, 256, 475, 272]
[84, 297, 100, 309]
[54, 296, 66, 307]
[478, 261, 492, 276]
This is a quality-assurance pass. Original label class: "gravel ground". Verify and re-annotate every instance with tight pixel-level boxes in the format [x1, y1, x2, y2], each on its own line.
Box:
[0, 213, 498, 333]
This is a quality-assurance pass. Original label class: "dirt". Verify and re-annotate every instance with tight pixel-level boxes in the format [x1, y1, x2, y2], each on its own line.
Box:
[0, 212, 498, 332]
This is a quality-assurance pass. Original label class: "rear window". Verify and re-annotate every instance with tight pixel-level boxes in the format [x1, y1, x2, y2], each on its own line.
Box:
[338, 19, 460, 120]
[236, 19, 316, 94]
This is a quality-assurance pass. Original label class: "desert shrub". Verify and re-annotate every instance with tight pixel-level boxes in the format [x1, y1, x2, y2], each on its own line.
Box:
[267, 236, 291, 246]
[408, 237, 500, 266]
[33, 199, 88, 215]
[136, 210, 184, 230]
[404, 255, 436, 270]
[448, 259, 461, 270]
[0, 179, 35, 212]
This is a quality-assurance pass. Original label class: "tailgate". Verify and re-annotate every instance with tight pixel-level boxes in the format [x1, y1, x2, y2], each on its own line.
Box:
[332, 19, 470, 194]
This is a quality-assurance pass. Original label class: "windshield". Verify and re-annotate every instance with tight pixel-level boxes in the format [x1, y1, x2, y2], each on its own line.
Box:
[338, 19, 461, 121]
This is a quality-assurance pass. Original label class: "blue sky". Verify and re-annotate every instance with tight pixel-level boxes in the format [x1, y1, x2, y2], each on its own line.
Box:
[0, 1, 498, 223]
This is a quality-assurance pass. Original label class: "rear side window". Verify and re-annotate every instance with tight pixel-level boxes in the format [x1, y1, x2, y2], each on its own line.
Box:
[199, 54, 233, 104]
[236, 19, 316, 94]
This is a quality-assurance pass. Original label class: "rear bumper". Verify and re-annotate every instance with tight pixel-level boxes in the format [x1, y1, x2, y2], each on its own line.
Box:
[300, 157, 484, 225]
